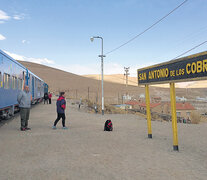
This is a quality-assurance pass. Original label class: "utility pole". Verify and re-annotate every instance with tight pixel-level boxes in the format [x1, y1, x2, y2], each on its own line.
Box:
[88, 87, 90, 100]
[124, 67, 130, 95]
[90, 36, 105, 115]
[96, 92, 98, 104]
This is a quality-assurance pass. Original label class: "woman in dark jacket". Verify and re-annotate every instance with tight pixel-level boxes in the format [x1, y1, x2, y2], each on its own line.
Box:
[52, 92, 68, 129]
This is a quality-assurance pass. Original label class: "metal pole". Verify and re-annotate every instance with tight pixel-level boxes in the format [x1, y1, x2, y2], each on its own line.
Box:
[124, 67, 130, 95]
[91, 36, 105, 115]
[170, 82, 179, 151]
[101, 38, 104, 115]
[145, 85, 152, 138]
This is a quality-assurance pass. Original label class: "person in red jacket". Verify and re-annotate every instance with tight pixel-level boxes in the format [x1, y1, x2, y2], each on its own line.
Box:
[52, 92, 68, 129]
[48, 92, 52, 104]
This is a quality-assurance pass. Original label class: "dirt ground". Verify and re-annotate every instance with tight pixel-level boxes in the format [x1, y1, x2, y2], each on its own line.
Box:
[0, 99, 207, 180]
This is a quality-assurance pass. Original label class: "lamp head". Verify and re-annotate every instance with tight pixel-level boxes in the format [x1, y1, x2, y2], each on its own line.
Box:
[90, 37, 94, 42]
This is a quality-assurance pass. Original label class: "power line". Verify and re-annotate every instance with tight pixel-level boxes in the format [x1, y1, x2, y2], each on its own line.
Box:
[172, 40, 207, 60]
[106, 0, 188, 55]
[119, 41, 207, 81]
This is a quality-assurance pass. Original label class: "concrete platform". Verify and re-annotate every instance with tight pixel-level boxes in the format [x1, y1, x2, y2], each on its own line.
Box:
[0, 100, 207, 180]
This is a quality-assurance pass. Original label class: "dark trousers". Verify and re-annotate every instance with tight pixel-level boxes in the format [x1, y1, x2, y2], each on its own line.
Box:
[54, 113, 65, 127]
[49, 98, 51, 104]
[44, 99, 48, 104]
[20, 108, 30, 128]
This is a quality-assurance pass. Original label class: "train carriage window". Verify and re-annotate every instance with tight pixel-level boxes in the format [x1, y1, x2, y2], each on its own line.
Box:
[3, 73, 10, 89]
[0, 72, 2, 88]
[18, 78, 23, 90]
[12, 76, 18, 89]
[0, 55, 3, 64]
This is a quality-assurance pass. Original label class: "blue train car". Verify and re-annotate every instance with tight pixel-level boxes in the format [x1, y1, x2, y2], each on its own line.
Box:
[0, 49, 48, 119]
[28, 70, 45, 103]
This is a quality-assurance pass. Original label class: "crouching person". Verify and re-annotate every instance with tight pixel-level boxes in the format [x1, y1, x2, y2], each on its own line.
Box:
[53, 92, 68, 129]
[17, 85, 31, 131]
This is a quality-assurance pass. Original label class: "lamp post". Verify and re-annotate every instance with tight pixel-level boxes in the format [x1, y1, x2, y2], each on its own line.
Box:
[90, 36, 105, 115]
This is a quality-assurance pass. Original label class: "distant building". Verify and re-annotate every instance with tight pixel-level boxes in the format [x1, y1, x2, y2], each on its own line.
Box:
[114, 104, 129, 110]
[125, 100, 140, 109]
[151, 96, 162, 103]
[173, 102, 195, 119]
[133, 101, 196, 120]
[152, 102, 196, 119]
[196, 96, 207, 102]
[123, 94, 132, 100]
[139, 94, 145, 99]
[176, 96, 187, 102]
[137, 103, 161, 113]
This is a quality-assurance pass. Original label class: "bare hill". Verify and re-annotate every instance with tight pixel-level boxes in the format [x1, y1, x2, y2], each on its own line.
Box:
[18, 61, 207, 104]
[84, 74, 207, 89]
[85, 74, 138, 86]
[18, 61, 145, 104]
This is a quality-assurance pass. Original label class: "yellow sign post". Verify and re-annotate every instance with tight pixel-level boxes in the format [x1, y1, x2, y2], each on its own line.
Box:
[137, 51, 207, 151]
[145, 85, 152, 138]
[170, 82, 179, 151]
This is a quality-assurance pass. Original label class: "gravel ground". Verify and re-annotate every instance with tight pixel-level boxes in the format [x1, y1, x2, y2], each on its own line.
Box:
[0, 100, 207, 180]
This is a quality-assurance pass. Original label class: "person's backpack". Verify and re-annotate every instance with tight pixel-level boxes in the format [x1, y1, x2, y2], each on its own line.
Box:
[104, 119, 113, 131]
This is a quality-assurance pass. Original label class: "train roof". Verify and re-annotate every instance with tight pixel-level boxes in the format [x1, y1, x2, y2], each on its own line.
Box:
[0, 49, 27, 70]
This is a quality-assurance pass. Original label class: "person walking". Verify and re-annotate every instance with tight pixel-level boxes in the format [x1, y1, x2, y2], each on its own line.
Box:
[78, 98, 82, 109]
[44, 92, 49, 104]
[48, 92, 52, 104]
[94, 104, 98, 114]
[52, 92, 68, 129]
[17, 85, 31, 131]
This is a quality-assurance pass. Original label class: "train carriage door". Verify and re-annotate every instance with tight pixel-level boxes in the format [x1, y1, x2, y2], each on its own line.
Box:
[26, 69, 29, 86]
[32, 76, 34, 99]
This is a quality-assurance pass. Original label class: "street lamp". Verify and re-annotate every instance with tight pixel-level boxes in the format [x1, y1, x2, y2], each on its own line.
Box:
[90, 36, 105, 115]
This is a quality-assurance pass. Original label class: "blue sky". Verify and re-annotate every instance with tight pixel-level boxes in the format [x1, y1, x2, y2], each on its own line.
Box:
[0, 0, 207, 76]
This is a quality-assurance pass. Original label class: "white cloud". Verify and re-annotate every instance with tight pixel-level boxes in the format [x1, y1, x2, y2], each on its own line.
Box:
[0, 10, 26, 23]
[0, 10, 10, 20]
[13, 14, 25, 20]
[0, 34, 6, 40]
[13, 15, 21, 20]
[55, 62, 125, 75]
[26, 57, 54, 64]
[105, 63, 123, 74]
[55, 64, 100, 75]
[22, 40, 30, 44]
[3, 50, 55, 65]
[0, 50, 152, 77]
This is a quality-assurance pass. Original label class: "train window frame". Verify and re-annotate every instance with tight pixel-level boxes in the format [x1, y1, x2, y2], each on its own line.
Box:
[12, 76, 18, 89]
[0, 55, 3, 64]
[0, 72, 2, 88]
[18, 78, 23, 90]
[3, 73, 11, 89]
